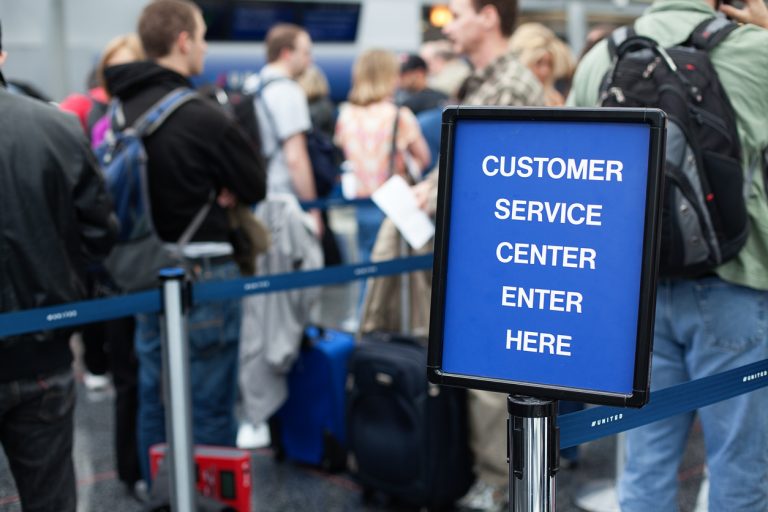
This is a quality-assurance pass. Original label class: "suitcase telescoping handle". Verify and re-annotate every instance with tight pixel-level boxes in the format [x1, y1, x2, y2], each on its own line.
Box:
[302, 325, 326, 349]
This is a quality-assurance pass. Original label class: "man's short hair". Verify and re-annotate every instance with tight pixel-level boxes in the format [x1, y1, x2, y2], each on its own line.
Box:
[138, 0, 199, 60]
[401, 54, 428, 74]
[265, 23, 305, 63]
[472, 0, 518, 37]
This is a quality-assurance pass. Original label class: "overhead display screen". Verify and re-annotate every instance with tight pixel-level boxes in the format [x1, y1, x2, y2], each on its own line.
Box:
[199, 1, 361, 43]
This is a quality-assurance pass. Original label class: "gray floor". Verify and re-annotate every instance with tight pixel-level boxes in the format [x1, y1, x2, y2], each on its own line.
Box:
[0, 331, 707, 512]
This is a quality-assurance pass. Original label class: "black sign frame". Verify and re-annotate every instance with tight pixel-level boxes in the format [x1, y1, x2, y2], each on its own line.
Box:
[427, 107, 666, 408]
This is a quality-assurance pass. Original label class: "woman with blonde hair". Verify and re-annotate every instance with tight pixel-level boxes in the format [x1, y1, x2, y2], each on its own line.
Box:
[96, 34, 145, 92]
[89, 34, 145, 147]
[335, 49, 430, 266]
[297, 64, 335, 139]
[60, 34, 144, 138]
[509, 23, 575, 106]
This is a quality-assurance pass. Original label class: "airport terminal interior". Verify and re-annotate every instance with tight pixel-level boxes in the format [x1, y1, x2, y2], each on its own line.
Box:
[0, 0, 760, 511]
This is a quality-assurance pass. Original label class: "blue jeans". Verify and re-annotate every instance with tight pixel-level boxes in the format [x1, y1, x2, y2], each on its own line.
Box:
[0, 368, 76, 512]
[618, 277, 768, 512]
[135, 261, 241, 484]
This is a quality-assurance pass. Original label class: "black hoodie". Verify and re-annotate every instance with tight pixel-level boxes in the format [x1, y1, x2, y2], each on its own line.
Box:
[104, 61, 266, 243]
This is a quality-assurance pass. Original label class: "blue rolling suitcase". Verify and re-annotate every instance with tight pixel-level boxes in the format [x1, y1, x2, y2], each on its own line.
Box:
[272, 326, 355, 471]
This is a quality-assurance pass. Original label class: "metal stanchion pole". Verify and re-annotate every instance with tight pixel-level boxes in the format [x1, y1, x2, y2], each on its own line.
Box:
[508, 396, 558, 512]
[159, 268, 196, 512]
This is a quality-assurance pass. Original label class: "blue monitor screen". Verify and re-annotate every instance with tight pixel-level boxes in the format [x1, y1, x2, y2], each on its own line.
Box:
[199, 2, 362, 43]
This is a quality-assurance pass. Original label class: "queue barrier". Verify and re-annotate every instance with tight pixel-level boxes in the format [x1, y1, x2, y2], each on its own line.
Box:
[1, 195, 766, 451]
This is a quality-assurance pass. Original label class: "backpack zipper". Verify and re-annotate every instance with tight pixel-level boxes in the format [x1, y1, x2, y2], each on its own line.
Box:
[642, 57, 661, 79]
[606, 87, 626, 104]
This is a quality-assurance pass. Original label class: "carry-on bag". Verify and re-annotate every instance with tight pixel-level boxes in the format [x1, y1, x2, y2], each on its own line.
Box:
[346, 332, 474, 510]
[272, 326, 354, 471]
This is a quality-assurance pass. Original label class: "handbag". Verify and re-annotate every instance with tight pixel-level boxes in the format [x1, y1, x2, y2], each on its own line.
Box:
[227, 203, 271, 276]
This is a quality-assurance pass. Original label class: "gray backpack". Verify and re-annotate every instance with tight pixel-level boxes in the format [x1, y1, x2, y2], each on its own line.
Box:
[96, 88, 213, 292]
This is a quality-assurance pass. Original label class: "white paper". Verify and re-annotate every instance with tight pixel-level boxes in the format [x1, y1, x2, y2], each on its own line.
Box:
[372, 175, 435, 250]
[341, 171, 358, 199]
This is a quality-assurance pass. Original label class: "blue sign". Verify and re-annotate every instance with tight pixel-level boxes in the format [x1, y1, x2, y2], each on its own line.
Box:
[428, 108, 665, 407]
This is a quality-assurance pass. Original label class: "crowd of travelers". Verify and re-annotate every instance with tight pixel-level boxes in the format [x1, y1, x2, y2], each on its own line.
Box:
[1, 0, 767, 510]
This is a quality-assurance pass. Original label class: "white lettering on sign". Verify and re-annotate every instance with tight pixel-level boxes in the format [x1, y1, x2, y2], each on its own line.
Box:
[506, 329, 572, 357]
[495, 198, 603, 226]
[501, 286, 583, 313]
[482, 155, 623, 182]
[496, 242, 597, 270]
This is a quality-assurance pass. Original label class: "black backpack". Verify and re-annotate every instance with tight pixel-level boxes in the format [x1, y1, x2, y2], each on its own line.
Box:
[600, 17, 748, 277]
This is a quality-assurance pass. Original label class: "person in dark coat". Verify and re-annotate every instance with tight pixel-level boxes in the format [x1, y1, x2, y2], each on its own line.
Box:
[0, 20, 118, 511]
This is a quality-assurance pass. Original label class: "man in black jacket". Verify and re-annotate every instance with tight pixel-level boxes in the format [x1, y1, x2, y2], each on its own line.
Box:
[0, 22, 118, 511]
[103, 0, 267, 484]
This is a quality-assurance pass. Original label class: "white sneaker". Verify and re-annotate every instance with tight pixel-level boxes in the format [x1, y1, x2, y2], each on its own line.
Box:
[83, 372, 110, 391]
[457, 479, 509, 512]
[129, 480, 149, 504]
[339, 316, 359, 333]
[236, 422, 270, 449]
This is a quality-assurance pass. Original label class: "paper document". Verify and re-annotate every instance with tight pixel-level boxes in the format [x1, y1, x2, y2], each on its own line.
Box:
[371, 175, 435, 250]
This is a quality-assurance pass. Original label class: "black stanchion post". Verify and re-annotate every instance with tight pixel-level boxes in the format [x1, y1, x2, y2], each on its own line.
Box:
[508, 396, 559, 512]
[159, 268, 196, 512]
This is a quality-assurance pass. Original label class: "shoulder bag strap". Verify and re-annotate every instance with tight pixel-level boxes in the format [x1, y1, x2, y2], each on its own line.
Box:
[388, 105, 401, 176]
[175, 190, 216, 247]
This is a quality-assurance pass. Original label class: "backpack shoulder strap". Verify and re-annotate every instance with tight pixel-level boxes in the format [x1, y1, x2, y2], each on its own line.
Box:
[132, 87, 198, 137]
[687, 15, 739, 51]
[253, 76, 292, 151]
[607, 25, 637, 60]
[175, 190, 216, 247]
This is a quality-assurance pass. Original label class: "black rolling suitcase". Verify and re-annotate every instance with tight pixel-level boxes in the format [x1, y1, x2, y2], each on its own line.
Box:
[346, 332, 474, 510]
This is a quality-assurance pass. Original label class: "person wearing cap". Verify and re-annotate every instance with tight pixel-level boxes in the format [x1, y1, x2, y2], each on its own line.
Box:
[396, 53, 448, 115]
[0, 19, 118, 511]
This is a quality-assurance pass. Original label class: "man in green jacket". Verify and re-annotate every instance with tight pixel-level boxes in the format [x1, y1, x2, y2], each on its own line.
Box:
[568, 1, 768, 511]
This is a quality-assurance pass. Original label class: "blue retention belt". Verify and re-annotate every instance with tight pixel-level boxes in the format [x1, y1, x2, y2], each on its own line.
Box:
[559, 358, 768, 448]
[0, 255, 433, 338]
[0, 248, 766, 451]
[299, 197, 373, 211]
